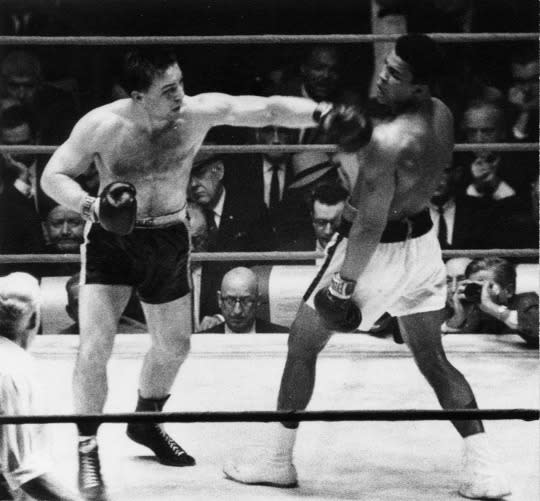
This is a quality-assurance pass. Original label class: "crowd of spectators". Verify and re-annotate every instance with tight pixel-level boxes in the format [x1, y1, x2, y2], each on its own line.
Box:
[0, 0, 537, 345]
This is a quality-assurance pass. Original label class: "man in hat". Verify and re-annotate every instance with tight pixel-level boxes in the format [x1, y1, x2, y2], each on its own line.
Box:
[189, 149, 276, 328]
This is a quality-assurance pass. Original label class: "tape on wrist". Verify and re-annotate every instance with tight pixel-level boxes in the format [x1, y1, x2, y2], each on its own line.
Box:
[80, 195, 97, 223]
[329, 273, 356, 299]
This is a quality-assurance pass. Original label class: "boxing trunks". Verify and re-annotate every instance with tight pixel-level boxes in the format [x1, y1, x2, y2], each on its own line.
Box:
[81, 210, 190, 304]
[304, 208, 447, 331]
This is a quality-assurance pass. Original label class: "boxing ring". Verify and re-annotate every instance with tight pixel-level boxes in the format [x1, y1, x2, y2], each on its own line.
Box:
[0, 30, 538, 501]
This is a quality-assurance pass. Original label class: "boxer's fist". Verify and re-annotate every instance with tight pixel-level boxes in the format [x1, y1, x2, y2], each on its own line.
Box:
[98, 181, 137, 235]
[313, 102, 372, 153]
[314, 273, 361, 331]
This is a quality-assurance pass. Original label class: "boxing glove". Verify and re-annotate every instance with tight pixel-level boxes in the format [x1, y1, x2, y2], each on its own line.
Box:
[314, 273, 362, 331]
[81, 181, 137, 235]
[313, 102, 373, 153]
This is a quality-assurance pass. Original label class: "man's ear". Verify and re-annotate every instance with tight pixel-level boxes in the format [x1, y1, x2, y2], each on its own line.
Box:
[26, 311, 37, 330]
[131, 90, 144, 103]
[214, 162, 225, 180]
[217, 290, 222, 303]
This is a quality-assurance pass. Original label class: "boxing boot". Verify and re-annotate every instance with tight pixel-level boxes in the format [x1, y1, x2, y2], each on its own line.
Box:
[458, 433, 511, 499]
[223, 424, 298, 487]
[78, 437, 110, 501]
[126, 393, 195, 467]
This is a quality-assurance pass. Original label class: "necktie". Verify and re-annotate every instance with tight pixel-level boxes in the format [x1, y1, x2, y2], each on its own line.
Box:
[269, 164, 281, 210]
[437, 206, 448, 248]
[204, 207, 218, 250]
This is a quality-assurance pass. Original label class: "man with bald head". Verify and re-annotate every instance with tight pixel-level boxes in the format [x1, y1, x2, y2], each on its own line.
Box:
[198, 267, 287, 334]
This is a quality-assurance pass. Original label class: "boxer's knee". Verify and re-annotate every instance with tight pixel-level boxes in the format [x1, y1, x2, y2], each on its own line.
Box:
[288, 304, 332, 359]
[152, 333, 191, 362]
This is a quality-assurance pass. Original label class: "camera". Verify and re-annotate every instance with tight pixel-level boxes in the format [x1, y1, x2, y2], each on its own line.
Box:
[462, 282, 482, 303]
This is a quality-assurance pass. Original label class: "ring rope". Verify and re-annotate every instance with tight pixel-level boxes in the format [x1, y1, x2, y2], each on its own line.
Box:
[0, 249, 537, 264]
[0, 33, 536, 46]
[0, 408, 537, 425]
[0, 143, 537, 155]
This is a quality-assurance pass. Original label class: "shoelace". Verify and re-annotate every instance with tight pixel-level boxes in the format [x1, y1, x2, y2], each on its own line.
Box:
[156, 426, 185, 457]
[80, 453, 102, 488]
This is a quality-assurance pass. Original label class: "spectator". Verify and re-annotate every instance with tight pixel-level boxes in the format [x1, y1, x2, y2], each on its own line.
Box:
[187, 201, 209, 331]
[459, 99, 537, 247]
[198, 267, 288, 333]
[429, 163, 491, 249]
[275, 151, 342, 252]
[40, 204, 84, 278]
[43, 204, 84, 254]
[507, 44, 539, 143]
[61, 273, 146, 335]
[224, 125, 296, 230]
[189, 150, 276, 319]
[0, 152, 45, 275]
[310, 182, 348, 255]
[0, 272, 82, 500]
[0, 104, 49, 212]
[0, 50, 79, 143]
[443, 257, 539, 347]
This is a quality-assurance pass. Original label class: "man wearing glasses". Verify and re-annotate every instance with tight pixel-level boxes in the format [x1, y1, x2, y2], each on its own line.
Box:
[198, 267, 287, 334]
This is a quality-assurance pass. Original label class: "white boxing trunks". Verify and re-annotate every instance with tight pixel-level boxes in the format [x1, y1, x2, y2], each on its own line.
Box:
[304, 209, 447, 331]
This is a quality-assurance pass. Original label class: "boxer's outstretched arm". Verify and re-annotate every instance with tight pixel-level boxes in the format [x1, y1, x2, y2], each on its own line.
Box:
[41, 110, 104, 213]
[185, 93, 319, 129]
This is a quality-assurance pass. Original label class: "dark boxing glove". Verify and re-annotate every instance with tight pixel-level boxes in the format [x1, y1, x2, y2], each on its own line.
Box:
[80, 181, 137, 235]
[314, 272, 361, 331]
[313, 102, 373, 153]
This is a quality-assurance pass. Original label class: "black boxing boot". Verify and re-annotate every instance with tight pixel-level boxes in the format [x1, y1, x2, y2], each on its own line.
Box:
[126, 393, 195, 467]
[78, 436, 110, 501]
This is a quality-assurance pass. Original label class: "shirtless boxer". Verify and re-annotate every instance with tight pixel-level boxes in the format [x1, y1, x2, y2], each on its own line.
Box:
[224, 34, 510, 500]
[40, 48, 368, 501]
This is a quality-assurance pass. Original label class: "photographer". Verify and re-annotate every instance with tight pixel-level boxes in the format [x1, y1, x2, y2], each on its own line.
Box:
[443, 257, 538, 347]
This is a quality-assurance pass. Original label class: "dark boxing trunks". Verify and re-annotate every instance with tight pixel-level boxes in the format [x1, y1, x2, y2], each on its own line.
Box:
[338, 208, 433, 242]
[82, 222, 190, 304]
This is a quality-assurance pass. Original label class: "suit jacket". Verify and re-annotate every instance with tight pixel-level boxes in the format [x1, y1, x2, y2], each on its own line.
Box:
[0, 184, 45, 276]
[199, 187, 277, 319]
[199, 317, 288, 334]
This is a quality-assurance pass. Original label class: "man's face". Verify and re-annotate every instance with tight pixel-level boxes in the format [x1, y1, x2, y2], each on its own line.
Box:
[257, 126, 295, 163]
[432, 166, 460, 205]
[136, 63, 184, 123]
[1, 122, 35, 166]
[301, 47, 340, 101]
[189, 160, 224, 206]
[218, 279, 258, 333]
[376, 50, 417, 106]
[463, 105, 504, 144]
[468, 268, 513, 305]
[4, 74, 38, 105]
[311, 199, 345, 248]
[45, 206, 84, 253]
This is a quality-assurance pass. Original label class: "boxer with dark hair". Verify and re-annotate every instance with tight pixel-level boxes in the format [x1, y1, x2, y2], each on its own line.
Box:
[224, 34, 510, 500]
[40, 47, 371, 501]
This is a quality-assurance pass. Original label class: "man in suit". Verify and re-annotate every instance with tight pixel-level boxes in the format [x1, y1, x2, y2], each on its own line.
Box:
[198, 267, 288, 334]
[189, 151, 276, 320]
[429, 163, 489, 250]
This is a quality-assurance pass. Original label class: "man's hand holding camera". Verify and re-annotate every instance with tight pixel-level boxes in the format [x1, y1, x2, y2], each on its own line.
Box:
[443, 279, 512, 333]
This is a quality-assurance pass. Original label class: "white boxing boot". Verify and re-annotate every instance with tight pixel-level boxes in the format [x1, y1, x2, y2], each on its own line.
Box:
[458, 433, 511, 499]
[223, 424, 298, 487]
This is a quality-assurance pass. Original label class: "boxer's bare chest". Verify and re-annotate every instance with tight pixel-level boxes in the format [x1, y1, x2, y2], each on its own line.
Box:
[96, 123, 196, 179]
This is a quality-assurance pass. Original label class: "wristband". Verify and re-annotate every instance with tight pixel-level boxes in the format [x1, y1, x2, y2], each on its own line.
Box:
[80, 195, 98, 222]
[312, 101, 333, 124]
[329, 273, 356, 299]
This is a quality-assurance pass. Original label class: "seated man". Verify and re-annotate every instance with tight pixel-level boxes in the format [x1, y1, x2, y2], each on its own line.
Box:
[0, 272, 82, 501]
[43, 204, 84, 254]
[198, 267, 288, 334]
[443, 257, 539, 347]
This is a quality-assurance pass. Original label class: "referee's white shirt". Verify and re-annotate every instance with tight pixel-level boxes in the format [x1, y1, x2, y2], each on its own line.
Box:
[0, 337, 48, 490]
